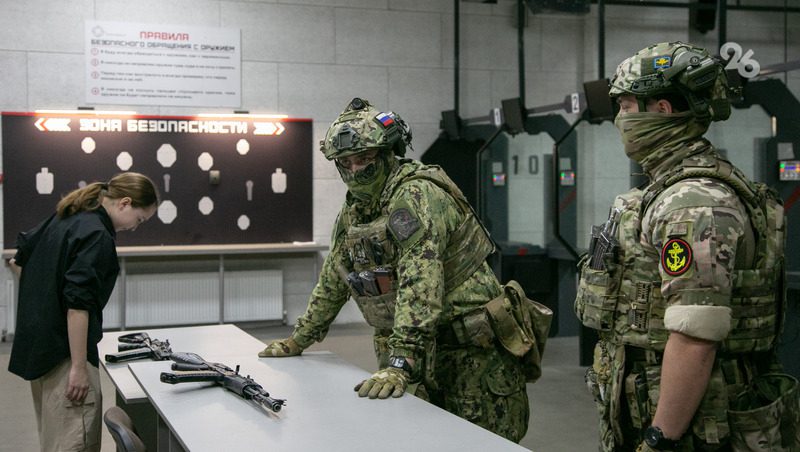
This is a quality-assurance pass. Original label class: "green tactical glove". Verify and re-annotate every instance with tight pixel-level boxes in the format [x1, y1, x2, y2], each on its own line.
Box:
[636, 442, 659, 452]
[354, 367, 409, 399]
[258, 337, 303, 358]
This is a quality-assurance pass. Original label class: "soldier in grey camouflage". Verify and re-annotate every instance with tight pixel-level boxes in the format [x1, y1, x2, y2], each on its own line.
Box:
[575, 42, 796, 451]
[258, 98, 530, 443]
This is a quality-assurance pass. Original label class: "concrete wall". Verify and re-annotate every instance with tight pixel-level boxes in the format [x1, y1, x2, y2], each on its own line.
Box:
[1, 0, 798, 334]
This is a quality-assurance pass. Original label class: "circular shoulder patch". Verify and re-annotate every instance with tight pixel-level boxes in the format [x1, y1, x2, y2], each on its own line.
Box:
[388, 208, 420, 242]
[661, 238, 693, 276]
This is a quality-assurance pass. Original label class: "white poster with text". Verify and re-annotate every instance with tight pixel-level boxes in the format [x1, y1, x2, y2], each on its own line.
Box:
[85, 21, 241, 107]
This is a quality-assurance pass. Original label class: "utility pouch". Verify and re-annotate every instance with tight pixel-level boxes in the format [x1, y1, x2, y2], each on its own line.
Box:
[575, 255, 620, 332]
[450, 308, 494, 349]
[624, 372, 651, 429]
[728, 373, 800, 451]
[486, 280, 553, 383]
[352, 291, 397, 329]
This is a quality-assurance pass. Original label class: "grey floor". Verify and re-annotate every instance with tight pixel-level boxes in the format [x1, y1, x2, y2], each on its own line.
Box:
[0, 322, 598, 451]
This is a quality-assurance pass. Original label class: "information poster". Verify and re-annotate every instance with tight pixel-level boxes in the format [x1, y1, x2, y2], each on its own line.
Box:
[2, 112, 312, 247]
[85, 21, 241, 107]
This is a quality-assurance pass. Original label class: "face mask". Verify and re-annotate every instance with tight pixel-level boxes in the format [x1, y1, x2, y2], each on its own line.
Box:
[337, 153, 393, 204]
[614, 111, 708, 170]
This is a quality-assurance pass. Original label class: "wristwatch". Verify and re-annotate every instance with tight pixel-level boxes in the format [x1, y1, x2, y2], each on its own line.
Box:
[388, 356, 413, 374]
[644, 425, 679, 451]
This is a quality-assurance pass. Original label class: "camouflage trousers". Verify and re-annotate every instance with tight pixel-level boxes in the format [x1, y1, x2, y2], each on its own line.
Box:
[373, 331, 529, 443]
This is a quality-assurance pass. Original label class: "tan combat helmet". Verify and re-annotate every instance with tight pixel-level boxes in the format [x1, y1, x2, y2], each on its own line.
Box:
[609, 41, 733, 121]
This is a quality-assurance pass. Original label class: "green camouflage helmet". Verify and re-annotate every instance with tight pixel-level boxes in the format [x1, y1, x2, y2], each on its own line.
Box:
[321, 98, 412, 160]
[609, 41, 732, 121]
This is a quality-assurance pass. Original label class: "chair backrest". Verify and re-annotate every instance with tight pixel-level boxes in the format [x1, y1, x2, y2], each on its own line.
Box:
[103, 406, 146, 452]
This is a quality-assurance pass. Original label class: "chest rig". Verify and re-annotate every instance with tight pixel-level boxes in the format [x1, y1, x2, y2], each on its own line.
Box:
[340, 162, 495, 329]
[576, 155, 785, 354]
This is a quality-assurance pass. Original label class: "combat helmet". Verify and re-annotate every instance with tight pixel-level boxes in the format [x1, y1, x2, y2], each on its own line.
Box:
[321, 98, 412, 160]
[609, 41, 732, 121]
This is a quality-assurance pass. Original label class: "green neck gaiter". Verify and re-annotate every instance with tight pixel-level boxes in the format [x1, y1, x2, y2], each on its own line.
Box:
[338, 154, 397, 213]
[614, 111, 709, 176]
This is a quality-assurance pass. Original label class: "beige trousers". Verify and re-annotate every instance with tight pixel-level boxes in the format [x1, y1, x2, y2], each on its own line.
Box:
[30, 358, 102, 452]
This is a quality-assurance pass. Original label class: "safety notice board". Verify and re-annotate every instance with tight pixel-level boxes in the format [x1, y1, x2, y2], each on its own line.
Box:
[1, 112, 313, 247]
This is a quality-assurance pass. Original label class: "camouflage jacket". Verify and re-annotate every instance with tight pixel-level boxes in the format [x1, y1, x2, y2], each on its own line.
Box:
[292, 160, 500, 361]
[576, 138, 784, 353]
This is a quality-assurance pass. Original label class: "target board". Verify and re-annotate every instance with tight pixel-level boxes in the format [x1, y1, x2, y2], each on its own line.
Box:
[2, 112, 313, 247]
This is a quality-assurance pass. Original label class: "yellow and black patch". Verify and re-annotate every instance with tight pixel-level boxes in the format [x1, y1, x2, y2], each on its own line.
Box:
[661, 238, 692, 276]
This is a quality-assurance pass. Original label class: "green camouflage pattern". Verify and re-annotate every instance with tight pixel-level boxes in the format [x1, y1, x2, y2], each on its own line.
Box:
[610, 41, 732, 121]
[291, 159, 528, 442]
[576, 138, 787, 450]
[320, 98, 411, 159]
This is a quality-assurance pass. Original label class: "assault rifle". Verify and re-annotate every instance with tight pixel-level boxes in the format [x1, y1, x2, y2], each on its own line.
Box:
[588, 207, 621, 271]
[159, 352, 286, 413]
[105, 332, 172, 363]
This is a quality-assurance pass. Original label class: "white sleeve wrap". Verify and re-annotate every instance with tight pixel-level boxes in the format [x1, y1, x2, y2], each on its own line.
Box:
[663, 305, 732, 341]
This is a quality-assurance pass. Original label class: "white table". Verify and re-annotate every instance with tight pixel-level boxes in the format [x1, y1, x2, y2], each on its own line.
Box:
[129, 351, 528, 452]
[99, 324, 267, 449]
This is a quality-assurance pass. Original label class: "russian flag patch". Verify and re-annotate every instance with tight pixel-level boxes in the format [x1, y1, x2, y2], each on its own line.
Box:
[376, 112, 395, 127]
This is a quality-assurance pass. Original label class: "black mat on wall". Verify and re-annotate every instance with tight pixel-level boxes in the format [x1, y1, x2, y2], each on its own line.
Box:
[2, 113, 313, 247]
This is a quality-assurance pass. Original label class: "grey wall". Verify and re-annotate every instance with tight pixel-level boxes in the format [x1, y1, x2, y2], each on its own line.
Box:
[1, 0, 798, 334]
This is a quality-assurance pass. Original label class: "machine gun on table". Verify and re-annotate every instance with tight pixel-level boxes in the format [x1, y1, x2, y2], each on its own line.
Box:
[105, 332, 172, 363]
[159, 352, 286, 413]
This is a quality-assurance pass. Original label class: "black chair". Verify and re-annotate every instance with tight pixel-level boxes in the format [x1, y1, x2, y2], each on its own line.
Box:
[103, 406, 146, 452]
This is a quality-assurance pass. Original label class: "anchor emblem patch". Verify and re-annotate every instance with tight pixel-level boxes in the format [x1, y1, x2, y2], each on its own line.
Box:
[661, 238, 692, 276]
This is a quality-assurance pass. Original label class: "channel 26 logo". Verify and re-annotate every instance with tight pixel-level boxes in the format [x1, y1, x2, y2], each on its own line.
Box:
[720, 42, 760, 78]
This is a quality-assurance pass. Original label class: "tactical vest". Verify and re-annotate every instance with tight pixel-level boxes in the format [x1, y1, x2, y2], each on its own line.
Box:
[341, 162, 495, 329]
[575, 155, 785, 354]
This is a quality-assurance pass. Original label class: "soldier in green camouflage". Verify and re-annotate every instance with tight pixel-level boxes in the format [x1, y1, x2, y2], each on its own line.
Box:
[575, 42, 795, 451]
[258, 98, 529, 443]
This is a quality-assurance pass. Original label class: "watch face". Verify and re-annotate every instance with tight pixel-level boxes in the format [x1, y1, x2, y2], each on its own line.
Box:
[644, 427, 661, 446]
[390, 357, 405, 368]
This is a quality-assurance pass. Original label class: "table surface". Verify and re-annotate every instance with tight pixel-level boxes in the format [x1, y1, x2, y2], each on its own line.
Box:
[129, 351, 528, 452]
[99, 324, 266, 403]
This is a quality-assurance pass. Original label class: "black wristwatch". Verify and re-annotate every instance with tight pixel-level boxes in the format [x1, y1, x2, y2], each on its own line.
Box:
[388, 356, 413, 374]
[644, 425, 679, 451]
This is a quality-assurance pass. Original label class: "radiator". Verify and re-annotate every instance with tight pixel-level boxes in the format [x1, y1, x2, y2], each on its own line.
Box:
[123, 270, 283, 328]
[126, 272, 219, 327]
[223, 270, 283, 322]
[103, 282, 122, 330]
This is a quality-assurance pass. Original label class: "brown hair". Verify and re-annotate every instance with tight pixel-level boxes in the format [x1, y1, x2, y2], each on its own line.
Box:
[56, 172, 159, 218]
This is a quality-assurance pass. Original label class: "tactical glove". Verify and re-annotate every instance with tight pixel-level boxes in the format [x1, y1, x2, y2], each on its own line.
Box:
[354, 367, 409, 399]
[636, 442, 659, 452]
[258, 337, 303, 358]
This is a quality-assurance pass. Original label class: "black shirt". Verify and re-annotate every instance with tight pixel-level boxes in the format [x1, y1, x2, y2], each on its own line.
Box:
[8, 208, 119, 380]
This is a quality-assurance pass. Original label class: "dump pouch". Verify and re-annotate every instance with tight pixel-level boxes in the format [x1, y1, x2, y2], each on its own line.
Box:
[485, 280, 553, 382]
[728, 373, 800, 451]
